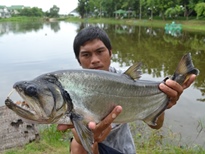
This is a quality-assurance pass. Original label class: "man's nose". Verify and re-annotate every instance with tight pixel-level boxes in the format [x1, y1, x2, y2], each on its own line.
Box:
[91, 54, 100, 64]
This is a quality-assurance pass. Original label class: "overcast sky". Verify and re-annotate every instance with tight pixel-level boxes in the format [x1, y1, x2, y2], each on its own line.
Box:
[1, 0, 78, 14]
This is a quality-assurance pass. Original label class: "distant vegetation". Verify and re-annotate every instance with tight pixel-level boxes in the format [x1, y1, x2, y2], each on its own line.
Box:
[1, 0, 205, 20]
[17, 5, 60, 18]
[76, 0, 205, 20]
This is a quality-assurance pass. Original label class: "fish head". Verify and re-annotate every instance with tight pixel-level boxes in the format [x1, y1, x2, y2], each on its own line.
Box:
[5, 74, 72, 124]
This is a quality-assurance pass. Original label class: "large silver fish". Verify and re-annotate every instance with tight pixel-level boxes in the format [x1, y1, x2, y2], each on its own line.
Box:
[5, 53, 199, 154]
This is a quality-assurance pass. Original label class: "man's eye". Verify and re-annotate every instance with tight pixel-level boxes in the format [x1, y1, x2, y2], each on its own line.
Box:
[97, 50, 103, 54]
[82, 53, 90, 57]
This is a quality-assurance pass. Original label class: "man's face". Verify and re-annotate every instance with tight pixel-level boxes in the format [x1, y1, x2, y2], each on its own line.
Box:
[78, 39, 112, 71]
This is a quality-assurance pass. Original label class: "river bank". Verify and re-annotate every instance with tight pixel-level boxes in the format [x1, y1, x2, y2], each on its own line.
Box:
[1, 16, 205, 32]
[65, 17, 205, 32]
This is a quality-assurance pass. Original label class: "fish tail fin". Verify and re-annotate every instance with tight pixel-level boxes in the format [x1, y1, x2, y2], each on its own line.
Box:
[172, 53, 199, 85]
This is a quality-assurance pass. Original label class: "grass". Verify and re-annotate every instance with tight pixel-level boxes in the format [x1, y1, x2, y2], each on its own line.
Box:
[130, 122, 205, 154]
[0, 16, 44, 22]
[2, 123, 205, 154]
[1, 16, 205, 32]
[65, 17, 205, 32]
[2, 124, 71, 154]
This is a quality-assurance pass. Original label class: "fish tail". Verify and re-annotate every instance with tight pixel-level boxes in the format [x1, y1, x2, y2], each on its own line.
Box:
[171, 53, 199, 85]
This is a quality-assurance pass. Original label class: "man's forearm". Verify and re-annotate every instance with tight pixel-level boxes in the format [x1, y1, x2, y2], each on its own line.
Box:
[149, 112, 165, 129]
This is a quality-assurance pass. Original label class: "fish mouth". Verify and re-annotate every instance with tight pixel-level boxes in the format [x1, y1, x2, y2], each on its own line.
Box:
[6, 89, 36, 113]
[5, 89, 49, 123]
[5, 98, 36, 115]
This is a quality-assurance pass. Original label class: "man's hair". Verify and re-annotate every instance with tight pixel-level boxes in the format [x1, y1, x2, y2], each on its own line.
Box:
[73, 26, 112, 63]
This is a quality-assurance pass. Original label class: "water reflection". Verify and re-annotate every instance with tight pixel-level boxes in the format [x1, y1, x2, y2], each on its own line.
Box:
[0, 21, 61, 35]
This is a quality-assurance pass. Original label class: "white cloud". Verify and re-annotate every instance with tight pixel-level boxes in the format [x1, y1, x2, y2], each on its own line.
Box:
[1, 0, 78, 14]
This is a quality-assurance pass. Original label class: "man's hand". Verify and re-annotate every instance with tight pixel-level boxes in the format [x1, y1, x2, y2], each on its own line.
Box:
[57, 105, 122, 154]
[159, 74, 196, 109]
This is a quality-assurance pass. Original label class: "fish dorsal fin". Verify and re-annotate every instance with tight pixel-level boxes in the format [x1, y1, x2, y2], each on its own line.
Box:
[123, 62, 142, 80]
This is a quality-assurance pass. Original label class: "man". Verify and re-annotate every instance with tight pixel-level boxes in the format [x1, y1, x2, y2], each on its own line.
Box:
[57, 26, 196, 154]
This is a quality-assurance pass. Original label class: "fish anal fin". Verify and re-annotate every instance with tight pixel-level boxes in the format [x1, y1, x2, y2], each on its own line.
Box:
[123, 62, 142, 80]
[143, 98, 169, 126]
[70, 112, 94, 154]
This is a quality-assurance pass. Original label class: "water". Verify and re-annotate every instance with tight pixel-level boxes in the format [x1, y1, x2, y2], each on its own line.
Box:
[0, 21, 205, 147]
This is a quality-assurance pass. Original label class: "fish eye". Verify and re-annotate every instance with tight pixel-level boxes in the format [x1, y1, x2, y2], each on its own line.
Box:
[25, 85, 37, 96]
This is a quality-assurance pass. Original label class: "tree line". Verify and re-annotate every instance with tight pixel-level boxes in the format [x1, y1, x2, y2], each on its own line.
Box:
[13, 1, 205, 19]
[16, 5, 60, 18]
[77, 0, 205, 19]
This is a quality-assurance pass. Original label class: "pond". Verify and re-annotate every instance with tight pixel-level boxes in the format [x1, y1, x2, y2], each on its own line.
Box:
[0, 21, 205, 147]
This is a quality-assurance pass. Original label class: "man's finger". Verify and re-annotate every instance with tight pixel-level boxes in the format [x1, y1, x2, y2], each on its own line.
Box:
[165, 79, 183, 95]
[182, 74, 196, 89]
[72, 128, 82, 144]
[57, 124, 74, 131]
[94, 105, 122, 133]
[95, 125, 112, 142]
[159, 83, 179, 98]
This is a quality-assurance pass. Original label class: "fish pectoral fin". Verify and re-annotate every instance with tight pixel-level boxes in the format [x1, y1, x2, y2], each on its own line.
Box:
[70, 112, 94, 154]
[123, 62, 142, 80]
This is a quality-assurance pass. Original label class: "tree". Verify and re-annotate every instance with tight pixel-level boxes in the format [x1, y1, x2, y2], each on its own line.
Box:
[195, 2, 205, 19]
[155, 0, 178, 20]
[19, 7, 43, 17]
[48, 5, 60, 17]
[146, 0, 156, 19]
[181, 0, 203, 20]
[165, 5, 184, 18]
[77, 0, 89, 18]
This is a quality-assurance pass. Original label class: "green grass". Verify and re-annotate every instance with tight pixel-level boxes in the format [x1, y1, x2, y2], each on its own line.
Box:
[65, 17, 205, 32]
[2, 124, 71, 154]
[2, 123, 205, 154]
[1, 16, 205, 32]
[130, 122, 205, 154]
[0, 16, 43, 22]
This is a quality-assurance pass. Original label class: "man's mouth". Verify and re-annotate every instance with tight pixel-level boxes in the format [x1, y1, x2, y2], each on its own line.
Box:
[91, 66, 104, 70]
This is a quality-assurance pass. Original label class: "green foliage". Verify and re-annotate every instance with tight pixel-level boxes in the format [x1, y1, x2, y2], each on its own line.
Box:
[165, 5, 184, 18]
[74, 0, 204, 20]
[77, 0, 89, 18]
[45, 5, 60, 17]
[195, 3, 205, 19]
[19, 7, 44, 17]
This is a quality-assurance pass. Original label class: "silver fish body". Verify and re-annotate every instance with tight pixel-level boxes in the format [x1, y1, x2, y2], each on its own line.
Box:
[5, 53, 199, 154]
[56, 69, 167, 124]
